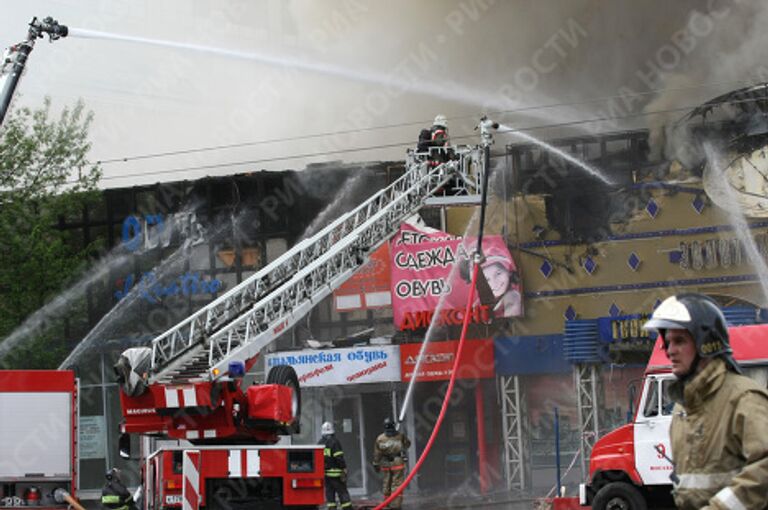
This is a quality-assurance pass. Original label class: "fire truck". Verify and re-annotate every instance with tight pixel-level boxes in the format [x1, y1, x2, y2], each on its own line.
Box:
[0, 370, 80, 510]
[579, 323, 768, 510]
[112, 132, 494, 509]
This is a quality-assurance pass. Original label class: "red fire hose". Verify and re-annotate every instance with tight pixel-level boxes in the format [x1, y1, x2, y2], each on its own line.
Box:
[373, 260, 480, 510]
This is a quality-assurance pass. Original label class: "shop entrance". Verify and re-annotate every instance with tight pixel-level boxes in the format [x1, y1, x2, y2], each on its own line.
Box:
[327, 395, 366, 494]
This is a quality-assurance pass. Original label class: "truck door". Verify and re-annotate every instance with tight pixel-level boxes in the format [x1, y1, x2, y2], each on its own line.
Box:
[633, 374, 675, 485]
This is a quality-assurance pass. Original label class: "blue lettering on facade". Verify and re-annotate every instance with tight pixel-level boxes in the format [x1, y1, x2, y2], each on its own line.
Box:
[346, 350, 388, 363]
[122, 215, 143, 252]
[114, 271, 223, 304]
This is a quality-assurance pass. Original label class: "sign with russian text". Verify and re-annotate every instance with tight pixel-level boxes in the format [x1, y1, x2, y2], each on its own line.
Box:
[400, 339, 495, 382]
[391, 223, 522, 330]
[265, 345, 400, 387]
[79, 415, 106, 460]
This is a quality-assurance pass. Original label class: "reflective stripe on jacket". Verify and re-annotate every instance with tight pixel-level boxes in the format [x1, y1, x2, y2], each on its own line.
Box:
[669, 357, 768, 510]
[102, 480, 133, 510]
[319, 434, 347, 476]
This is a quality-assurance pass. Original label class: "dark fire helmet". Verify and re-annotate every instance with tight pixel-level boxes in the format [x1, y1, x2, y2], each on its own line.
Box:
[643, 293, 742, 373]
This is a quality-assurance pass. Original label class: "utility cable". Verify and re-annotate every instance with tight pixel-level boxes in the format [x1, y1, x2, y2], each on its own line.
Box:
[84, 94, 768, 185]
[95, 77, 767, 166]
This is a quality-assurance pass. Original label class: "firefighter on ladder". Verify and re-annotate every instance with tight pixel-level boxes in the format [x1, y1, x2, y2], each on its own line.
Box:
[373, 418, 410, 510]
[101, 468, 137, 510]
[319, 421, 352, 510]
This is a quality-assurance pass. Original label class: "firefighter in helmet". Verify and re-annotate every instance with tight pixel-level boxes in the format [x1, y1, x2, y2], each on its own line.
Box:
[101, 468, 137, 510]
[372, 417, 410, 510]
[417, 114, 452, 165]
[318, 421, 352, 510]
[643, 293, 768, 510]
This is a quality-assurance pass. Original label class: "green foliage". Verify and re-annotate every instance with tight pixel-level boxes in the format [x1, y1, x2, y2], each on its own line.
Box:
[0, 98, 101, 368]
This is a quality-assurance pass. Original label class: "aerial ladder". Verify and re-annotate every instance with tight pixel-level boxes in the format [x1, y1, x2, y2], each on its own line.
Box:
[115, 140, 492, 444]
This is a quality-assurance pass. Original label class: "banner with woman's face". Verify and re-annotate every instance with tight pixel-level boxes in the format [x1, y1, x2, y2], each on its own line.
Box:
[390, 222, 522, 331]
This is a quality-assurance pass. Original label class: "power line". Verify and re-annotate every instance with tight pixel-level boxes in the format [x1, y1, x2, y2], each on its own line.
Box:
[95, 77, 767, 166]
[87, 93, 768, 184]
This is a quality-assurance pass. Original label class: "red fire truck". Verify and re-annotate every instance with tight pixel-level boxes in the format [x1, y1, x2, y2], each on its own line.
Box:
[579, 323, 768, 510]
[0, 370, 79, 509]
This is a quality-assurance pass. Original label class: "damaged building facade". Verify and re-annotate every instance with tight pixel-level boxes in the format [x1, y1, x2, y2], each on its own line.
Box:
[31, 83, 768, 498]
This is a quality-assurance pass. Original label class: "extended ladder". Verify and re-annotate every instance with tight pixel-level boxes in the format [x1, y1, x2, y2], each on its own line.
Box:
[150, 145, 486, 384]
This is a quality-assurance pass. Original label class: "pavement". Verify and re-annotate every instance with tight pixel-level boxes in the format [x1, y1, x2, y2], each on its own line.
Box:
[353, 489, 542, 510]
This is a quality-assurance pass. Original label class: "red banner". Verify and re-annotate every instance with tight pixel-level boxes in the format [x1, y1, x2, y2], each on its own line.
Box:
[400, 339, 495, 382]
[390, 223, 522, 330]
[334, 244, 391, 311]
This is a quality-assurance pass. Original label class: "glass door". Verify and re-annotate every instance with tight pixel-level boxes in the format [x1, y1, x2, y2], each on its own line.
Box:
[328, 395, 365, 493]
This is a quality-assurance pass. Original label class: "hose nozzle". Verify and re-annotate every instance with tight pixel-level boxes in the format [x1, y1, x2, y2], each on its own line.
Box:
[29, 17, 68, 42]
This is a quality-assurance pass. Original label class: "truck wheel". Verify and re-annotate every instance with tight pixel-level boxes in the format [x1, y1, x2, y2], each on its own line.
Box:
[267, 365, 301, 434]
[592, 482, 647, 510]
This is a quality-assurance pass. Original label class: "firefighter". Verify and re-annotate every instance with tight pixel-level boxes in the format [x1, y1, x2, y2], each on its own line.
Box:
[319, 421, 352, 510]
[372, 417, 410, 510]
[101, 468, 137, 510]
[643, 293, 768, 510]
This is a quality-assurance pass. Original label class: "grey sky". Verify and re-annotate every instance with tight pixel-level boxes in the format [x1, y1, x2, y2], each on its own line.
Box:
[2, 1, 764, 188]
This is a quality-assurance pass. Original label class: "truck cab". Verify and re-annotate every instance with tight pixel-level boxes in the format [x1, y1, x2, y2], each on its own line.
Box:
[581, 323, 768, 510]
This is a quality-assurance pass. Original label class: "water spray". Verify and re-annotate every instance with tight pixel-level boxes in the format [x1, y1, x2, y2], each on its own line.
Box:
[0, 16, 68, 126]
[497, 123, 614, 186]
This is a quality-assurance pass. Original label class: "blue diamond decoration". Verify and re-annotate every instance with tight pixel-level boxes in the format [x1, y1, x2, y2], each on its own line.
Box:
[653, 298, 662, 310]
[609, 303, 621, 317]
[628, 252, 641, 271]
[583, 255, 597, 275]
[564, 305, 577, 321]
[646, 198, 659, 218]
[539, 259, 554, 278]
[692, 195, 705, 214]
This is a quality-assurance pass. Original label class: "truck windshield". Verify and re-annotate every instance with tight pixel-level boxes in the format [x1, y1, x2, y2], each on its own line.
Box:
[642, 377, 675, 417]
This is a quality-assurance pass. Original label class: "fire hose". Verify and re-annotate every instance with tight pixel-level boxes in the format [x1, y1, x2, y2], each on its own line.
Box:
[373, 127, 494, 510]
[54, 489, 87, 510]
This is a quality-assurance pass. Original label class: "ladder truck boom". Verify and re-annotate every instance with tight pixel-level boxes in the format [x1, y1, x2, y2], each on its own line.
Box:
[150, 145, 486, 384]
[115, 143, 488, 443]
[0, 17, 68, 127]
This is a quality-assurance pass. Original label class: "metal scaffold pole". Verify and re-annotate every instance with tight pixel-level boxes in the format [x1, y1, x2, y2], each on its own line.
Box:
[575, 363, 601, 479]
[500, 374, 525, 492]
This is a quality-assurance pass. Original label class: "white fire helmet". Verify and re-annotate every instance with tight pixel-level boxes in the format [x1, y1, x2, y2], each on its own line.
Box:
[433, 114, 447, 128]
[321, 421, 334, 435]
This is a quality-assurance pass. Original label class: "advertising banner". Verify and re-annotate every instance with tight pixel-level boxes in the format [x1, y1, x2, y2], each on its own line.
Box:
[265, 345, 400, 387]
[399, 339, 495, 382]
[333, 244, 391, 311]
[391, 222, 522, 330]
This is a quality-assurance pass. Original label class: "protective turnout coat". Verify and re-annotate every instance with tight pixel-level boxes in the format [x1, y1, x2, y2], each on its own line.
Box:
[669, 357, 768, 510]
[101, 479, 135, 510]
[319, 434, 347, 477]
[373, 431, 410, 468]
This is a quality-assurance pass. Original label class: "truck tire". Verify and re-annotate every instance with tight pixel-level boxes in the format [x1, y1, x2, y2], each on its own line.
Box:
[592, 482, 647, 510]
[267, 365, 301, 434]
